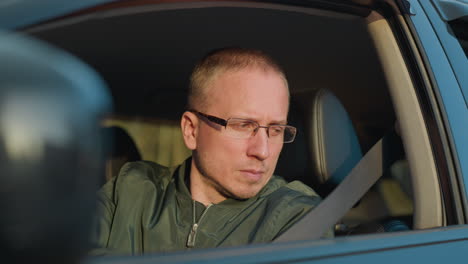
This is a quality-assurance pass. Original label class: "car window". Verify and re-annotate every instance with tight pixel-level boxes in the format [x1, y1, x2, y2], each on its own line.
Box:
[27, 0, 418, 244]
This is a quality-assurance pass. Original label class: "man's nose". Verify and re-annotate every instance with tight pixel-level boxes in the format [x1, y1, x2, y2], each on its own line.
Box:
[246, 127, 270, 160]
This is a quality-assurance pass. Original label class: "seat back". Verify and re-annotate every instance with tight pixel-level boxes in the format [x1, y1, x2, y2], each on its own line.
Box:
[274, 101, 315, 187]
[308, 89, 363, 195]
[275, 88, 362, 196]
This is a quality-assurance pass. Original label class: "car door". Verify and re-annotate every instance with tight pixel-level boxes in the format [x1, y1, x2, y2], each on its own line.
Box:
[411, 0, 468, 222]
[2, 0, 468, 263]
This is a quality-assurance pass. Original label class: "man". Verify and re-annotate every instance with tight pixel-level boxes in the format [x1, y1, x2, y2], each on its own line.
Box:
[92, 48, 324, 255]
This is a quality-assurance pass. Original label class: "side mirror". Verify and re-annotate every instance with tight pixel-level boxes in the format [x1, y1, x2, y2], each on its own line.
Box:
[0, 31, 111, 263]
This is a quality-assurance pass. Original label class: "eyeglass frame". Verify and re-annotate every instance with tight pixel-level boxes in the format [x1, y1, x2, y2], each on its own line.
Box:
[188, 110, 297, 143]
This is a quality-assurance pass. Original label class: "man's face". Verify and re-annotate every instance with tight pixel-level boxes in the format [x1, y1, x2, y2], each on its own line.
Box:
[191, 67, 289, 200]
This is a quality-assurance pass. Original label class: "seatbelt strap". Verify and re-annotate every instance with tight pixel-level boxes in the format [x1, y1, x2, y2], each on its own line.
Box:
[274, 135, 389, 242]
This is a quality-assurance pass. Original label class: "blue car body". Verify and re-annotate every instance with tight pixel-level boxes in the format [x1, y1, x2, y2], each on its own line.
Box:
[1, 0, 468, 263]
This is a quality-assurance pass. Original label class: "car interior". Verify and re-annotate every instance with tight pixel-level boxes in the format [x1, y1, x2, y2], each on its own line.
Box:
[22, 0, 447, 246]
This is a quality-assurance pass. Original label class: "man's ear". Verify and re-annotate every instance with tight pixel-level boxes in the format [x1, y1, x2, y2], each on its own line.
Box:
[181, 111, 198, 150]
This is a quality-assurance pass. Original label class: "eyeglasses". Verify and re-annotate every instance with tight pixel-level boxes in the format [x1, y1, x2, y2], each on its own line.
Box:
[189, 110, 297, 143]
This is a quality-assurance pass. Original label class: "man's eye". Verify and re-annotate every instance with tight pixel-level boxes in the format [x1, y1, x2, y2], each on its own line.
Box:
[230, 122, 255, 131]
[270, 126, 285, 136]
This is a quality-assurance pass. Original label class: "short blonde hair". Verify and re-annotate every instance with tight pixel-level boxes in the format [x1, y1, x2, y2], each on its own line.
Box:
[188, 47, 289, 110]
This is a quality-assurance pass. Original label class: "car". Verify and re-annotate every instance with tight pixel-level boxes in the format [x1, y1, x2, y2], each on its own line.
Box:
[1, 0, 467, 263]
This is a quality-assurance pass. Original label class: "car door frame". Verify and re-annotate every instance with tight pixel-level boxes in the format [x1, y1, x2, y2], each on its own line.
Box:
[82, 0, 468, 262]
[404, 0, 468, 224]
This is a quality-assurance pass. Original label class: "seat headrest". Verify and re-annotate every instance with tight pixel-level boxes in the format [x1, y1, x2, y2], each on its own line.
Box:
[274, 101, 314, 187]
[309, 89, 362, 188]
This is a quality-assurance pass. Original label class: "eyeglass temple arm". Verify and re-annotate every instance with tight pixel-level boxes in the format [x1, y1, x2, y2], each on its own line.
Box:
[188, 110, 228, 127]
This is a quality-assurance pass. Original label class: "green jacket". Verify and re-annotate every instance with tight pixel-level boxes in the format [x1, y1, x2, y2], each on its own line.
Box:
[92, 158, 323, 255]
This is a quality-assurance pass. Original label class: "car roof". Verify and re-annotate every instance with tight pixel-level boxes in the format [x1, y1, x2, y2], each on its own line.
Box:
[1, 0, 389, 30]
[0, 0, 119, 29]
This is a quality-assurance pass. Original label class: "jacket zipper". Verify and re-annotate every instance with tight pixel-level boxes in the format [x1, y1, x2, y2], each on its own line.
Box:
[186, 201, 212, 248]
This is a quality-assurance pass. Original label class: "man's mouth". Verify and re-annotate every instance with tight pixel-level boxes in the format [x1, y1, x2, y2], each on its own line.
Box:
[240, 169, 265, 182]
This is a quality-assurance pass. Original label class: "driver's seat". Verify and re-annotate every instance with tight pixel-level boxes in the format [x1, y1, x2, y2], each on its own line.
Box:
[307, 89, 363, 196]
[307, 88, 410, 234]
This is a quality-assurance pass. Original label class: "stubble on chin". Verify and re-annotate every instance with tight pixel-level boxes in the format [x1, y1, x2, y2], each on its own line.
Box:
[203, 172, 264, 201]
[193, 155, 269, 201]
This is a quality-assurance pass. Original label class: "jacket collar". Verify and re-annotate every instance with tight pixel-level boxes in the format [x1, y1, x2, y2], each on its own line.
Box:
[174, 157, 285, 208]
